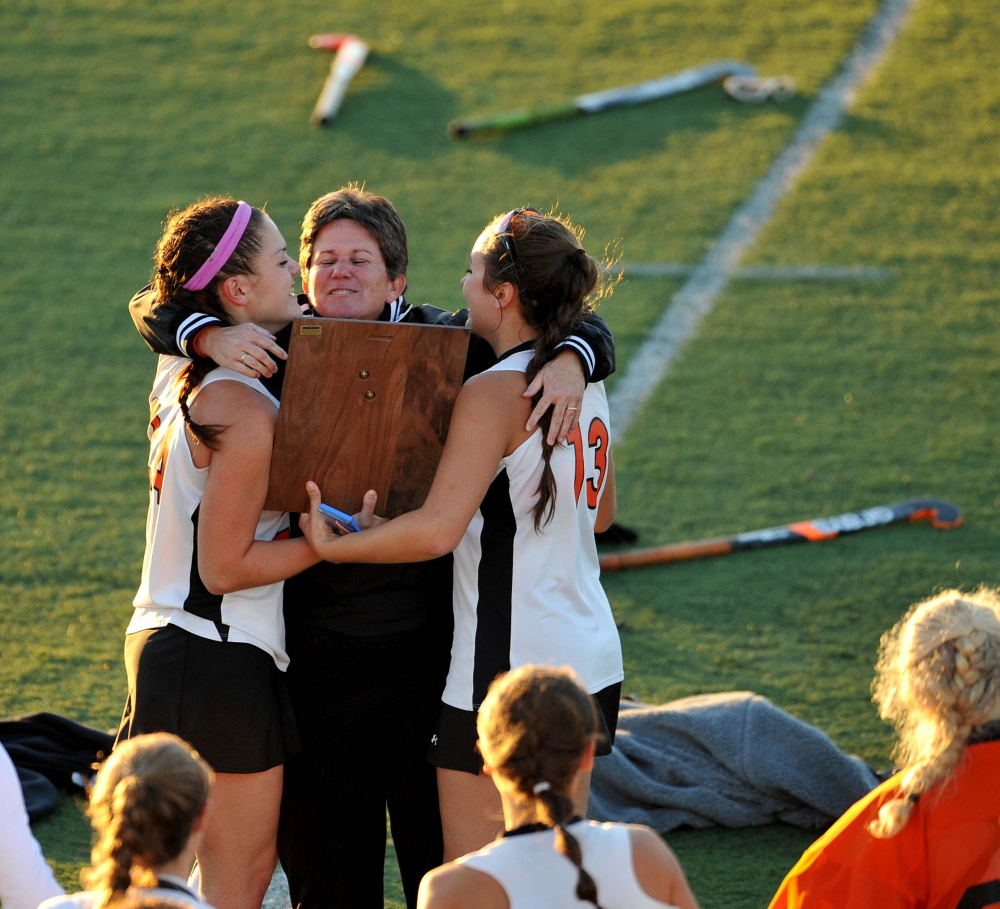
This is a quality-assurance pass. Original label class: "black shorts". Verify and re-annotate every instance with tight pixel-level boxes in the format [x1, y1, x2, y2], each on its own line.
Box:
[117, 624, 300, 774]
[428, 682, 621, 775]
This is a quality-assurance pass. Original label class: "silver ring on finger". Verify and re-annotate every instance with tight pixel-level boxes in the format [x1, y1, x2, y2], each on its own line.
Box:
[240, 353, 249, 364]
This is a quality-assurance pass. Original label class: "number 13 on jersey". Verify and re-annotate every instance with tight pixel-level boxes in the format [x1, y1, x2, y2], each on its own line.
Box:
[567, 417, 610, 509]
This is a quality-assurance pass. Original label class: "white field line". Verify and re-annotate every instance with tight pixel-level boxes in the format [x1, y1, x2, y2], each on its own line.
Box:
[608, 0, 918, 438]
[613, 263, 891, 280]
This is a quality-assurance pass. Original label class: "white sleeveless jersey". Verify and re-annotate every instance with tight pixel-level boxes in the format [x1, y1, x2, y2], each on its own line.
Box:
[458, 820, 677, 909]
[444, 350, 623, 711]
[127, 356, 291, 669]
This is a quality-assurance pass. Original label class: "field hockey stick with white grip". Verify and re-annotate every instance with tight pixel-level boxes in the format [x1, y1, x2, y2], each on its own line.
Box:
[309, 34, 369, 126]
[599, 498, 962, 571]
[448, 60, 757, 138]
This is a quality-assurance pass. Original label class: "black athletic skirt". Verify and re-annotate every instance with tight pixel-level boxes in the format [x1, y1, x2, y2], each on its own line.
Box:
[428, 681, 621, 775]
[117, 624, 300, 774]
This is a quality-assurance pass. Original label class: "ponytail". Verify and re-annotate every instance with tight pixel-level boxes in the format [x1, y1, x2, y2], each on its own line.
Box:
[522, 318, 570, 531]
[85, 776, 159, 906]
[533, 784, 605, 908]
[177, 359, 226, 449]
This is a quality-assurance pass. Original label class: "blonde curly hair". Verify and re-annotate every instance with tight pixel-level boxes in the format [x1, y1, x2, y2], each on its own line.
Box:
[869, 588, 1000, 837]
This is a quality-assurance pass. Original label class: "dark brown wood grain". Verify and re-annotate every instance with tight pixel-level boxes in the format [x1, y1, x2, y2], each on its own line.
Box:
[264, 317, 470, 516]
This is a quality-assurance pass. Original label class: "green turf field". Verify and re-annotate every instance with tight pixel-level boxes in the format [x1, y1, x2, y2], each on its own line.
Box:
[2, 0, 997, 906]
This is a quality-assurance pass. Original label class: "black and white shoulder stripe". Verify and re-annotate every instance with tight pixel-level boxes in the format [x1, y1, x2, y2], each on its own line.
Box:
[176, 312, 223, 356]
[388, 295, 412, 323]
[556, 336, 595, 381]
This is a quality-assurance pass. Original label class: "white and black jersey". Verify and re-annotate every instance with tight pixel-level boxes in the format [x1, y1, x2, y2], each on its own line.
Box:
[458, 820, 677, 909]
[127, 356, 291, 669]
[443, 349, 623, 712]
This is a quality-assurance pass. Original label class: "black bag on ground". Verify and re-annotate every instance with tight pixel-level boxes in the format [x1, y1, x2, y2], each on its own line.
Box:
[0, 712, 115, 820]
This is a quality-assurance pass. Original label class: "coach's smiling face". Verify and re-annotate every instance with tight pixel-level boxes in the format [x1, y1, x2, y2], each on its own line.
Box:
[303, 219, 406, 321]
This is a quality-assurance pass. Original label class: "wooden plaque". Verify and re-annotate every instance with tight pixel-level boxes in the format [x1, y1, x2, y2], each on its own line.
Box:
[265, 317, 470, 516]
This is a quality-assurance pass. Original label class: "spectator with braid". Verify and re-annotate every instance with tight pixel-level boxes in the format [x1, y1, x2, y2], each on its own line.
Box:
[769, 588, 1000, 909]
[416, 665, 699, 909]
[39, 733, 214, 909]
[302, 209, 624, 859]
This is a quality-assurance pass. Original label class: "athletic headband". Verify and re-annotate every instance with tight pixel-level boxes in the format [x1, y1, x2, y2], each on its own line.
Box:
[184, 201, 253, 291]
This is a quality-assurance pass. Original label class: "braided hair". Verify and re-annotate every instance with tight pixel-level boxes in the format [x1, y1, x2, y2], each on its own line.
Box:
[82, 733, 213, 908]
[152, 198, 267, 449]
[479, 210, 610, 530]
[478, 665, 605, 908]
[869, 588, 1000, 837]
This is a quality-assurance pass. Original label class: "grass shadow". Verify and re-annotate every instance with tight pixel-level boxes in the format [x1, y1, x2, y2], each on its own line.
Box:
[463, 86, 809, 177]
[325, 54, 458, 161]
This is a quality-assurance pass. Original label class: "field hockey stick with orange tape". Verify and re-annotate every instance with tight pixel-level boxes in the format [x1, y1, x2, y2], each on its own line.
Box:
[599, 498, 962, 571]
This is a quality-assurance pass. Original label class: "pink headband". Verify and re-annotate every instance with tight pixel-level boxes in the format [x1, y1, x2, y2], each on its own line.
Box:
[184, 201, 253, 291]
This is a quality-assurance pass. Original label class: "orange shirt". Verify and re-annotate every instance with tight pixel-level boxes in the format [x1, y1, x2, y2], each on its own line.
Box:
[768, 740, 1000, 909]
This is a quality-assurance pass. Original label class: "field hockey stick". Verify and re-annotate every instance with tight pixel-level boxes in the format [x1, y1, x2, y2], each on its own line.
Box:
[448, 60, 757, 138]
[309, 34, 369, 126]
[599, 498, 962, 571]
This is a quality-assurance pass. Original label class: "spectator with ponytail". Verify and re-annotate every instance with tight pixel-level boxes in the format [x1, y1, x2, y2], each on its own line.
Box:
[417, 665, 699, 909]
[302, 208, 624, 859]
[118, 199, 332, 909]
[769, 588, 1000, 909]
[39, 733, 214, 909]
